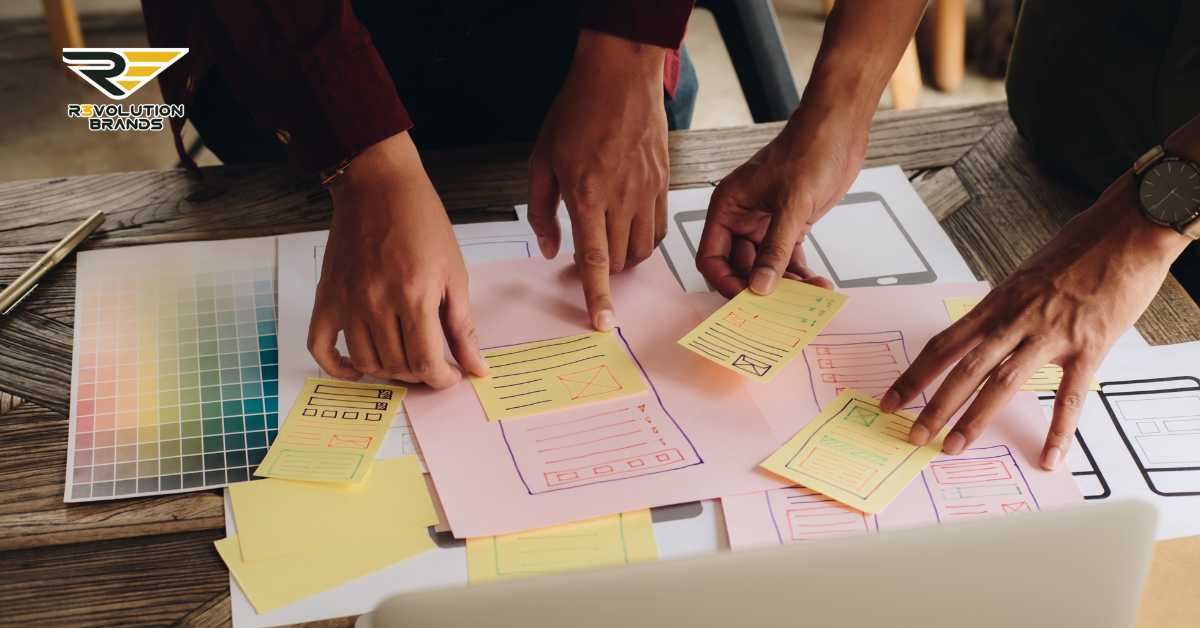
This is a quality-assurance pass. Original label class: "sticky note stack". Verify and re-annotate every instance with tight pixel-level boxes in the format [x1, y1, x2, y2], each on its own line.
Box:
[216, 456, 437, 613]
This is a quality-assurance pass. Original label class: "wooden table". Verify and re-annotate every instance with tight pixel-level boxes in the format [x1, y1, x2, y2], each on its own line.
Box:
[1, 102, 1197, 627]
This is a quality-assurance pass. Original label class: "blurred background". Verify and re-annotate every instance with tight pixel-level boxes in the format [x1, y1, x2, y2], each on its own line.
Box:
[0, 0, 1013, 183]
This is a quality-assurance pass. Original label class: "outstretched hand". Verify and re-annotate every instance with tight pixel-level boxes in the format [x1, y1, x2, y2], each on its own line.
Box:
[880, 175, 1191, 469]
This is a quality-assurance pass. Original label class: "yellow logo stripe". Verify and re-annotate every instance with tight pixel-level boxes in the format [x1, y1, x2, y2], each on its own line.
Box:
[122, 64, 162, 77]
[115, 79, 142, 91]
[124, 51, 182, 63]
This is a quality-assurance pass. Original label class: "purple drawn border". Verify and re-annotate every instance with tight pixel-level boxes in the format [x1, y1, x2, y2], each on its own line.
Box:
[496, 326, 703, 495]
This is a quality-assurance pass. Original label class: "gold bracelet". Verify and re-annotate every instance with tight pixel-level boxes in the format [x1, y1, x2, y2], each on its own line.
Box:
[319, 157, 354, 187]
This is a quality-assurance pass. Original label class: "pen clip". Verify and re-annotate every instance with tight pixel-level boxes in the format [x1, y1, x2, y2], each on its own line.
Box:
[1, 283, 37, 317]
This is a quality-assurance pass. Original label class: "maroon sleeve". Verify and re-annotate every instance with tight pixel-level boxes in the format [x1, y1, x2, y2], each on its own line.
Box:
[578, 0, 695, 49]
[206, 0, 411, 172]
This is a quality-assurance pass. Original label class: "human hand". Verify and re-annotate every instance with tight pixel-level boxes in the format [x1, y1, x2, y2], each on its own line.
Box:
[527, 30, 670, 331]
[696, 104, 866, 297]
[308, 131, 487, 389]
[880, 175, 1191, 469]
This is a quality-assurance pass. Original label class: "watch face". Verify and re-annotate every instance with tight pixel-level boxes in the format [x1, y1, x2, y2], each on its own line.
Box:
[1139, 159, 1200, 225]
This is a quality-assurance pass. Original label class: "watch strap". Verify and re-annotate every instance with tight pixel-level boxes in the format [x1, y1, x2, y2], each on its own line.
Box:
[1183, 216, 1200, 240]
[1134, 145, 1165, 175]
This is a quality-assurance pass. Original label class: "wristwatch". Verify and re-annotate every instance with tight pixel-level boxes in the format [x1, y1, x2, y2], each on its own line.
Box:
[1133, 145, 1200, 240]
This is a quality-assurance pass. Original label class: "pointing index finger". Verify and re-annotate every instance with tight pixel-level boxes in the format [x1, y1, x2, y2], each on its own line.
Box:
[568, 197, 615, 331]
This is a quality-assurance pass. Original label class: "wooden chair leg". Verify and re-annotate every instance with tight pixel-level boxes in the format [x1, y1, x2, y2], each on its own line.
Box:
[889, 38, 922, 110]
[930, 0, 966, 92]
[43, 0, 84, 55]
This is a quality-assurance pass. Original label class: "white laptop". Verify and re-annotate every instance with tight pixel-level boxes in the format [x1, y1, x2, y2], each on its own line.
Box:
[359, 500, 1155, 628]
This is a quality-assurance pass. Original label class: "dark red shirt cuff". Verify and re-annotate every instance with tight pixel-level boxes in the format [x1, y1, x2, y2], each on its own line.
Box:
[293, 36, 412, 172]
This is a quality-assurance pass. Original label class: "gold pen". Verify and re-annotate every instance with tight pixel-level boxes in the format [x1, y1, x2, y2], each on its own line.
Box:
[0, 210, 105, 316]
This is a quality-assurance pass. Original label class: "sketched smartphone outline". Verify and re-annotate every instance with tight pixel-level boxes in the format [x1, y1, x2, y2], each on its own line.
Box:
[808, 192, 936, 287]
[1098, 376, 1200, 497]
[673, 195, 937, 288]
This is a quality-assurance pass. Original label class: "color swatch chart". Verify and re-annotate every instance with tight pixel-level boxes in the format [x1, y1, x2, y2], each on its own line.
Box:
[67, 238, 279, 501]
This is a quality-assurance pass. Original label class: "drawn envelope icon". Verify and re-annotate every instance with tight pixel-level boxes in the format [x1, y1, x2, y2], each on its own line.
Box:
[327, 434, 372, 449]
[1001, 501, 1031, 513]
[731, 354, 771, 377]
[845, 407, 879, 427]
[558, 365, 623, 400]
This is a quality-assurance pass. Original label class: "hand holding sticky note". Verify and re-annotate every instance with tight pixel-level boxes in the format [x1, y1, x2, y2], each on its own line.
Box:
[256, 377, 405, 482]
[679, 279, 847, 381]
[470, 330, 647, 421]
[760, 390, 948, 513]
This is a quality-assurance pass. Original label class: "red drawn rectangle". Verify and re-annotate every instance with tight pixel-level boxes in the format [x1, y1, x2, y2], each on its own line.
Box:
[543, 448, 685, 487]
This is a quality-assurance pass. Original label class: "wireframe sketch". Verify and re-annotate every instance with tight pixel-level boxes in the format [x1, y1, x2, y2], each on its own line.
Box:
[763, 486, 880, 544]
[1099, 377, 1200, 496]
[802, 331, 926, 411]
[918, 445, 1040, 521]
[497, 331, 702, 494]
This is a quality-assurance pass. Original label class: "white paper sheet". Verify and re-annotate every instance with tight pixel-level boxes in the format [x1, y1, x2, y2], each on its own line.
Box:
[1039, 339, 1200, 540]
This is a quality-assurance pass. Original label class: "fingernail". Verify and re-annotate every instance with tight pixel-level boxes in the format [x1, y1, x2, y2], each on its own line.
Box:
[880, 389, 900, 412]
[749, 268, 777, 294]
[595, 309, 616, 331]
[537, 236, 555, 259]
[943, 431, 965, 455]
[1041, 446, 1061, 471]
[909, 424, 930, 446]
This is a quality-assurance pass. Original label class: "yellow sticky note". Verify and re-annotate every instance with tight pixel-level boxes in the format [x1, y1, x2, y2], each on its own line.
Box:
[230, 456, 435, 562]
[760, 390, 948, 514]
[679, 279, 847, 381]
[216, 528, 435, 614]
[943, 296, 980, 323]
[943, 298, 1099, 392]
[466, 510, 657, 583]
[470, 331, 648, 421]
[217, 457, 437, 613]
[256, 377, 406, 482]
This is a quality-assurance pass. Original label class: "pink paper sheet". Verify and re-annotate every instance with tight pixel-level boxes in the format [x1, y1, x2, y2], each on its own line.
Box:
[692, 284, 1083, 549]
[405, 254, 790, 538]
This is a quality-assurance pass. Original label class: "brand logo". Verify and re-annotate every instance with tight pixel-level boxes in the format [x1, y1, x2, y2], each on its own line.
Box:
[62, 48, 188, 132]
[62, 48, 187, 100]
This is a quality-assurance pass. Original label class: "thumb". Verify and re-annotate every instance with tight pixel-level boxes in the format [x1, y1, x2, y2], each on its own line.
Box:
[527, 155, 562, 259]
[750, 209, 807, 295]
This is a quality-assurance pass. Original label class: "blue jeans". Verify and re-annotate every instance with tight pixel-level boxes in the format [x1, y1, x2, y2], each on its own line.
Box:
[667, 46, 699, 131]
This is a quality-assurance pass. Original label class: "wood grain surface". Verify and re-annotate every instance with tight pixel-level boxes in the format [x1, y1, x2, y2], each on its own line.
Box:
[0, 103, 1196, 627]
